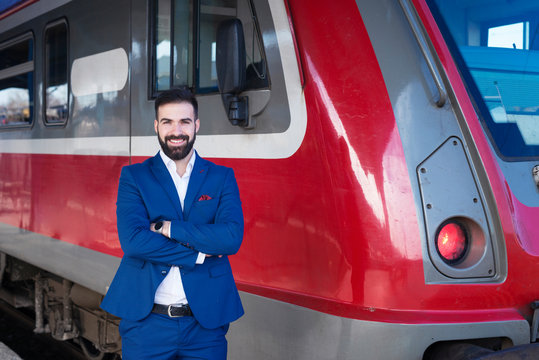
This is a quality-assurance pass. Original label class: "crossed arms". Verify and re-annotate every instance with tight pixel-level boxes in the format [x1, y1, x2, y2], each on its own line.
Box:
[116, 165, 244, 268]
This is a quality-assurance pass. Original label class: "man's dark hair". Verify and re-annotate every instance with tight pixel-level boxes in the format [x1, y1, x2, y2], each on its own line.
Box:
[154, 87, 198, 119]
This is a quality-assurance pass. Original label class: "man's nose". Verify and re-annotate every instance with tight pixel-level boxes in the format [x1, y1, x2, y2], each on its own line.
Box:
[172, 123, 184, 135]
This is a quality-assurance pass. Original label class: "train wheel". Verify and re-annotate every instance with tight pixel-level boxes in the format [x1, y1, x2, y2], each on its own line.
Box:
[79, 338, 116, 360]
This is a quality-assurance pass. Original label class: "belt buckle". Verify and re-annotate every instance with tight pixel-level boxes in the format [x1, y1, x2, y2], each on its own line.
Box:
[167, 305, 182, 318]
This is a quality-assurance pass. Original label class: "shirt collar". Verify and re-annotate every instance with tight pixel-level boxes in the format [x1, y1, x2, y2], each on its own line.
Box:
[159, 150, 196, 177]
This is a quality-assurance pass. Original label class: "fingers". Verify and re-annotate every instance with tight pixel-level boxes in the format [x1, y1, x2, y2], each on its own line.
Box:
[163, 221, 171, 238]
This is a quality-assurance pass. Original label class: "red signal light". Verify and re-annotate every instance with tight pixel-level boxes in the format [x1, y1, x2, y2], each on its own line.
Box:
[436, 221, 468, 265]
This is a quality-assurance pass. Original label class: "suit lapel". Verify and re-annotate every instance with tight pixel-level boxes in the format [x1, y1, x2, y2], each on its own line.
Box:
[149, 153, 184, 220]
[183, 152, 209, 218]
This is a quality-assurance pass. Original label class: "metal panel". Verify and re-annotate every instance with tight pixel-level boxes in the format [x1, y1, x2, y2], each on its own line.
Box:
[0, 0, 72, 33]
[0, 222, 119, 295]
[228, 292, 530, 360]
[418, 136, 496, 278]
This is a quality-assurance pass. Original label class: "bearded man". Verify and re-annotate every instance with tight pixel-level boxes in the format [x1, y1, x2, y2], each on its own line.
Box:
[101, 87, 244, 360]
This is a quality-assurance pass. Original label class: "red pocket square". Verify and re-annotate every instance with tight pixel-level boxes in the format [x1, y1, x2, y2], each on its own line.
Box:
[198, 195, 212, 201]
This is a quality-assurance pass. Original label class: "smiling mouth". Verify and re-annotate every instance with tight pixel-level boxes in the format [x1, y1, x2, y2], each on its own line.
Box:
[165, 135, 189, 147]
[168, 138, 186, 146]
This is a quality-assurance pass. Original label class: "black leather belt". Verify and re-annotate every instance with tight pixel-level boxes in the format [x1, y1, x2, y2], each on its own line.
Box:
[152, 304, 193, 317]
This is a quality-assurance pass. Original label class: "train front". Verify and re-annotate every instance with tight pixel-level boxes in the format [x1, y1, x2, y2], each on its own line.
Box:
[233, 0, 539, 359]
[345, 0, 539, 358]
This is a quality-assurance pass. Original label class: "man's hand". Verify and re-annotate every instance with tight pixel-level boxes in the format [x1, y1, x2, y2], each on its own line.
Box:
[150, 221, 171, 238]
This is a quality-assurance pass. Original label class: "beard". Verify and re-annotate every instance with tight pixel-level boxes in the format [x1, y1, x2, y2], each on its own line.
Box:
[158, 131, 196, 161]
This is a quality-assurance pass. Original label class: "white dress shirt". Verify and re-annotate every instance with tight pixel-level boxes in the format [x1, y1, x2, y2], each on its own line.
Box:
[154, 150, 204, 306]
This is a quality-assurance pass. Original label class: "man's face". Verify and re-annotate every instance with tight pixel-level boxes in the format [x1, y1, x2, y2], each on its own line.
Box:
[154, 102, 200, 161]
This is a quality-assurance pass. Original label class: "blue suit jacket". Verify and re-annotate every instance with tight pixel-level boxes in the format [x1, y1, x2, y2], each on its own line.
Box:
[101, 152, 244, 329]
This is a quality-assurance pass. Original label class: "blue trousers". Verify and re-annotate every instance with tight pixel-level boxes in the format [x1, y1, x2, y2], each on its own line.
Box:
[119, 312, 229, 360]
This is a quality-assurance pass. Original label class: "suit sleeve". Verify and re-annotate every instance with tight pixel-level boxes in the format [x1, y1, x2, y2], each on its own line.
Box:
[169, 168, 244, 255]
[116, 166, 199, 267]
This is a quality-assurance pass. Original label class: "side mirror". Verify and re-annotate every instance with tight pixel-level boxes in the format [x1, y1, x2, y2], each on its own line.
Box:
[216, 19, 252, 128]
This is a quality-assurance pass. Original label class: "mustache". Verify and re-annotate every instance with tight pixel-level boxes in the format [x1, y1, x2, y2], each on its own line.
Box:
[165, 134, 189, 142]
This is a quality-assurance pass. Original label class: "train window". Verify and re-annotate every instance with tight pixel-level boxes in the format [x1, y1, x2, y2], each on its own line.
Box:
[0, 33, 34, 127]
[428, 0, 539, 159]
[44, 20, 68, 125]
[151, 0, 268, 95]
[487, 22, 529, 50]
[154, 0, 192, 91]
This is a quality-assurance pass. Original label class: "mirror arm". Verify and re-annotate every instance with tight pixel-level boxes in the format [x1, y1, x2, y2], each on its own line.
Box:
[222, 94, 252, 128]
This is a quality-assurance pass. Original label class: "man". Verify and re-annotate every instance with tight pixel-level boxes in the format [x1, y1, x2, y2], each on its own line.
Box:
[101, 87, 244, 359]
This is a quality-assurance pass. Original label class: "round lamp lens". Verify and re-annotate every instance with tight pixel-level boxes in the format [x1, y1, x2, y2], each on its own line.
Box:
[436, 222, 468, 264]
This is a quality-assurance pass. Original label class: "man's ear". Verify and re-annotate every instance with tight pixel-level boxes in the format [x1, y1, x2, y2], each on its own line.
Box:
[154, 119, 158, 134]
[195, 118, 200, 133]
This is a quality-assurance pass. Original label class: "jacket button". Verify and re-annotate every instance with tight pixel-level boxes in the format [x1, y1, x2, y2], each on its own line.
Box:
[179, 265, 183, 269]
[161, 270, 167, 275]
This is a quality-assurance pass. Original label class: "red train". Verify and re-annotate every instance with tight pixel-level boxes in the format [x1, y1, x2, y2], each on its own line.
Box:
[0, 0, 538, 358]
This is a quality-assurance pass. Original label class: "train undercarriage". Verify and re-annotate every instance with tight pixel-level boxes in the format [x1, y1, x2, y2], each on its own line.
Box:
[0, 254, 121, 359]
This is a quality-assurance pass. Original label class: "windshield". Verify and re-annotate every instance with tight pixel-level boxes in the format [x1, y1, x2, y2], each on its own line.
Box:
[427, 0, 539, 160]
